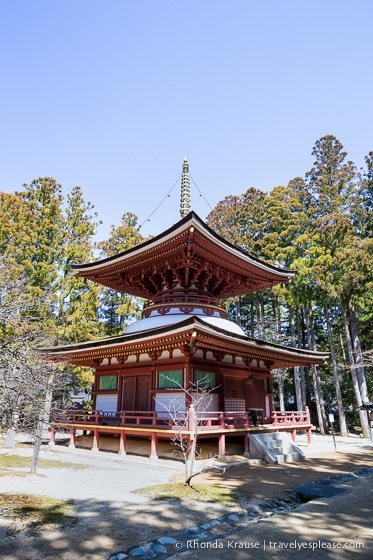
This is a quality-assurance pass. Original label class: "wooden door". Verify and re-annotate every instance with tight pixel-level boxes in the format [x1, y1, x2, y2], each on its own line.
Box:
[122, 376, 136, 410]
[247, 377, 265, 409]
[122, 375, 150, 411]
[135, 375, 150, 411]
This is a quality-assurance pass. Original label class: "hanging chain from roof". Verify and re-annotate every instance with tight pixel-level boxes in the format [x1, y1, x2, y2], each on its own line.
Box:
[139, 173, 181, 228]
[190, 174, 214, 211]
[180, 157, 191, 218]
[139, 159, 214, 228]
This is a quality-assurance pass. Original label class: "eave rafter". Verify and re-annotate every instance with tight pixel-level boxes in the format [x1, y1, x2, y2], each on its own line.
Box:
[84, 251, 274, 301]
[46, 330, 195, 367]
[192, 331, 326, 371]
[76, 217, 292, 299]
[159, 268, 175, 290]
[50, 335, 319, 371]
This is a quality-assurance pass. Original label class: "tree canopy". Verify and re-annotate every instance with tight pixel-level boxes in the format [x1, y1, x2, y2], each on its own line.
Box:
[207, 135, 373, 436]
[1, 134, 372, 439]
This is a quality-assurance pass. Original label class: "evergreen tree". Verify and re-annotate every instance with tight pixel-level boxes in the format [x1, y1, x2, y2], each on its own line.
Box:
[56, 185, 102, 343]
[96, 212, 146, 335]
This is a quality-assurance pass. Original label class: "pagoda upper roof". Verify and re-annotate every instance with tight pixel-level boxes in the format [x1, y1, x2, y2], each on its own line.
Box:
[40, 315, 329, 371]
[73, 212, 295, 299]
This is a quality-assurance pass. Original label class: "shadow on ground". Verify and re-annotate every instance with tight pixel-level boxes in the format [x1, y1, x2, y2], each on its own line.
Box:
[173, 448, 373, 501]
[0, 494, 241, 560]
[0, 446, 372, 560]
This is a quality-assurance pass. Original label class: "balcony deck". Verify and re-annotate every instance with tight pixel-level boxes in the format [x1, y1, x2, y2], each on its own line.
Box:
[50, 409, 312, 458]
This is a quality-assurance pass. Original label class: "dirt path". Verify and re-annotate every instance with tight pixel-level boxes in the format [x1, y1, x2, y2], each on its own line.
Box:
[0, 434, 372, 560]
[180, 475, 373, 560]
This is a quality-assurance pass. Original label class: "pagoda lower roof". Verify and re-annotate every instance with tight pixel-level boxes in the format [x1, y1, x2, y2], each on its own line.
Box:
[72, 212, 295, 299]
[40, 315, 329, 371]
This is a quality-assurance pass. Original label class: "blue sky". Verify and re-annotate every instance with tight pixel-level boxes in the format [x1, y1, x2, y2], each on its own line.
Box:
[1, 1, 372, 240]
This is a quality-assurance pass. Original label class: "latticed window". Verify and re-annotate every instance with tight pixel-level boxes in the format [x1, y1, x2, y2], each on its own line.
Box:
[224, 378, 246, 412]
[158, 370, 183, 388]
[99, 375, 117, 390]
[194, 371, 215, 388]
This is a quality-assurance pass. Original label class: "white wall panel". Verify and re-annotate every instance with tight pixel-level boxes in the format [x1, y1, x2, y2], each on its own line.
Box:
[95, 394, 118, 412]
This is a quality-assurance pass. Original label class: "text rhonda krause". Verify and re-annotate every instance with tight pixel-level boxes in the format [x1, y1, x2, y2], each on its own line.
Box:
[185, 541, 259, 549]
[184, 540, 365, 550]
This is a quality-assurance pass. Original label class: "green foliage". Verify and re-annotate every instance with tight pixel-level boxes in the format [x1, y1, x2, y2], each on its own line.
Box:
[56, 185, 102, 344]
[96, 212, 146, 335]
[1, 137, 372, 433]
[0, 181, 102, 396]
[208, 134, 373, 430]
[207, 188, 267, 256]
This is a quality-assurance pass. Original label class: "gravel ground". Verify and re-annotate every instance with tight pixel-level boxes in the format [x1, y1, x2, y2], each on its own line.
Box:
[0, 433, 372, 560]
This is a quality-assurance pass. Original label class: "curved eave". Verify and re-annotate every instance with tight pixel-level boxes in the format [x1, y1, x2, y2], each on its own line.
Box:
[39, 316, 329, 371]
[72, 212, 295, 290]
[193, 318, 329, 370]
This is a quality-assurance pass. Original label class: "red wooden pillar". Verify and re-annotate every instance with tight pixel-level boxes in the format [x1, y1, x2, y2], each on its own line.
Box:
[118, 372, 124, 413]
[218, 434, 226, 457]
[291, 429, 297, 443]
[185, 361, 192, 408]
[307, 426, 312, 444]
[150, 432, 158, 459]
[91, 428, 99, 452]
[119, 431, 127, 455]
[69, 428, 76, 449]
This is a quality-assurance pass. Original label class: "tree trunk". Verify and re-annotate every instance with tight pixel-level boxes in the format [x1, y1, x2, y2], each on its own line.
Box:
[289, 305, 305, 410]
[296, 308, 308, 408]
[306, 306, 328, 435]
[341, 303, 370, 438]
[277, 371, 285, 412]
[236, 295, 242, 328]
[3, 428, 15, 448]
[250, 297, 255, 337]
[3, 406, 19, 449]
[31, 371, 55, 474]
[324, 302, 348, 436]
[257, 294, 264, 339]
[347, 293, 369, 402]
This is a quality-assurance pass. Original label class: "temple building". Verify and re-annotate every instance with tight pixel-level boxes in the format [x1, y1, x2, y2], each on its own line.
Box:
[45, 160, 328, 459]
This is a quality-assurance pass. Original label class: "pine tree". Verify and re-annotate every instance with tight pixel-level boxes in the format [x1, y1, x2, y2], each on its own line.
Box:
[96, 212, 146, 335]
[56, 185, 102, 343]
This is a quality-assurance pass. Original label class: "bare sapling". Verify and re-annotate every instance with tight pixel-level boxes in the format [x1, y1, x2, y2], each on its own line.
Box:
[156, 375, 228, 486]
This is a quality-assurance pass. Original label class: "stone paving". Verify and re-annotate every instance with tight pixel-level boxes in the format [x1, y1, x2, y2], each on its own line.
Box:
[107, 466, 373, 560]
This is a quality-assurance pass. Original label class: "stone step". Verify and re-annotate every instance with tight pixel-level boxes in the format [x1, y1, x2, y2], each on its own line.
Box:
[260, 433, 283, 440]
[265, 444, 282, 453]
[265, 440, 287, 449]
[276, 452, 302, 463]
[248, 433, 306, 464]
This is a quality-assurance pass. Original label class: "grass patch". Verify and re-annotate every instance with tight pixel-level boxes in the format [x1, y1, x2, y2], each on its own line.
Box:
[134, 483, 241, 505]
[0, 454, 86, 470]
[0, 493, 77, 533]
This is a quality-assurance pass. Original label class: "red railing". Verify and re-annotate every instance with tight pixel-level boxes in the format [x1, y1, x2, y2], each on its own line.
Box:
[271, 410, 310, 426]
[53, 410, 175, 429]
[52, 410, 258, 430]
[52, 409, 311, 431]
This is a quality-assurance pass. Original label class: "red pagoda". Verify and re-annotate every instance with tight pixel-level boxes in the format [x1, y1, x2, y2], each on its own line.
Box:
[45, 160, 328, 459]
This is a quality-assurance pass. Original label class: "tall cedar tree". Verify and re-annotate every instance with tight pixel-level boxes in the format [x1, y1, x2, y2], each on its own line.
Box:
[96, 212, 146, 335]
[207, 135, 373, 435]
